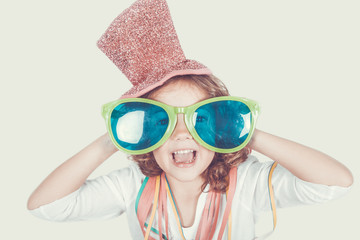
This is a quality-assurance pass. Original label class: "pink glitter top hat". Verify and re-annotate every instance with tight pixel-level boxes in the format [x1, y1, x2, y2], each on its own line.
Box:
[97, 0, 212, 98]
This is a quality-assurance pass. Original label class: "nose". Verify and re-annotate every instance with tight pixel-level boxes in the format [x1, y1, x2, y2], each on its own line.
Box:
[171, 114, 192, 141]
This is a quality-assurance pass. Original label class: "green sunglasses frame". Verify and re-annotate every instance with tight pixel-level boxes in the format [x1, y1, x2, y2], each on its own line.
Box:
[102, 96, 260, 155]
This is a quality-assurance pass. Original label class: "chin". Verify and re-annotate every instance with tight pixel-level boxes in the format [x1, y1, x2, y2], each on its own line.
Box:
[165, 166, 206, 184]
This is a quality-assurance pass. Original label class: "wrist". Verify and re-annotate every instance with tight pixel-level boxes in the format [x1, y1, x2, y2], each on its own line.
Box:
[247, 128, 260, 150]
[100, 132, 118, 155]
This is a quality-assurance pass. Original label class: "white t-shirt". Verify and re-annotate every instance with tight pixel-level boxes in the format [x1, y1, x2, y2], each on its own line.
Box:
[30, 155, 350, 239]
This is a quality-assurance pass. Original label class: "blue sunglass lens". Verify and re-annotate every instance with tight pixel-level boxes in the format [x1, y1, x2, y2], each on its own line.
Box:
[194, 100, 252, 149]
[110, 102, 169, 151]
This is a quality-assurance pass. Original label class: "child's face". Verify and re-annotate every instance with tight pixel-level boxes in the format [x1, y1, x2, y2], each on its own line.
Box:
[150, 79, 215, 184]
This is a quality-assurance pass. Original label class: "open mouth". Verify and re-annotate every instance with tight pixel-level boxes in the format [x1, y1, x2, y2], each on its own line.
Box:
[172, 149, 197, 164]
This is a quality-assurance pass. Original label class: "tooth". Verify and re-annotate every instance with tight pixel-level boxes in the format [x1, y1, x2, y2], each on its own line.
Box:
[174, 149, 194, 155]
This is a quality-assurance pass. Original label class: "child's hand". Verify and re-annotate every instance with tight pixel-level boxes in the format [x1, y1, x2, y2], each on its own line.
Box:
[103, 132, 119, 153]
[249, 129, 353, 187]
[27, 133, 118, 210]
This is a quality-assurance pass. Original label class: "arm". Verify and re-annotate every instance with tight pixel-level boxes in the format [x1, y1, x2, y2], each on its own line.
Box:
[249, 129, 353, 187]
[27, 133, 118, 210]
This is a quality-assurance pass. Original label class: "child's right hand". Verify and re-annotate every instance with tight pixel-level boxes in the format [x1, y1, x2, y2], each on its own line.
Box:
[27, 133, 118, 210]
[103, 132, 120, 153]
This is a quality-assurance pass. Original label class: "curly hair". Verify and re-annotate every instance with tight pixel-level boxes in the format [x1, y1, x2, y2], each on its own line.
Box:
[129, 74, 250, 193]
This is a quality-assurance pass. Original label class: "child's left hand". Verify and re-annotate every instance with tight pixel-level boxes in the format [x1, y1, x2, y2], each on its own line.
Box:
[248, 129, 353, 187]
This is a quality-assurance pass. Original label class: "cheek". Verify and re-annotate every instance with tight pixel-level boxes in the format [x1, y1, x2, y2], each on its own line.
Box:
[195, 149, 215, 177]
[199, 148, 215, 165]
[152, 146, 168, 167]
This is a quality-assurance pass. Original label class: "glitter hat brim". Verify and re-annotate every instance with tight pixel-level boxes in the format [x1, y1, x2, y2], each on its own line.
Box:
[121, 60, 212, 98]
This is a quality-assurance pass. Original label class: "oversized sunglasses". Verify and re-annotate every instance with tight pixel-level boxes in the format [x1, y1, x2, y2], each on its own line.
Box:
[102, 96, 260, 155]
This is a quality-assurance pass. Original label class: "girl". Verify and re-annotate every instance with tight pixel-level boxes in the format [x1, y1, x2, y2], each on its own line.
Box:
[27, 0, 353, 239]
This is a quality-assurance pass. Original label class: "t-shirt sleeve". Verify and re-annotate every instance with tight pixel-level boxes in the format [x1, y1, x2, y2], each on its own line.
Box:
[245, 156, 352, 213]
[29, 163, 143, 222]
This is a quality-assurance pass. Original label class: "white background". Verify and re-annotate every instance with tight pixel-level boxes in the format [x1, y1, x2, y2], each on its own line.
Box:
[1, 0, 359, 239]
